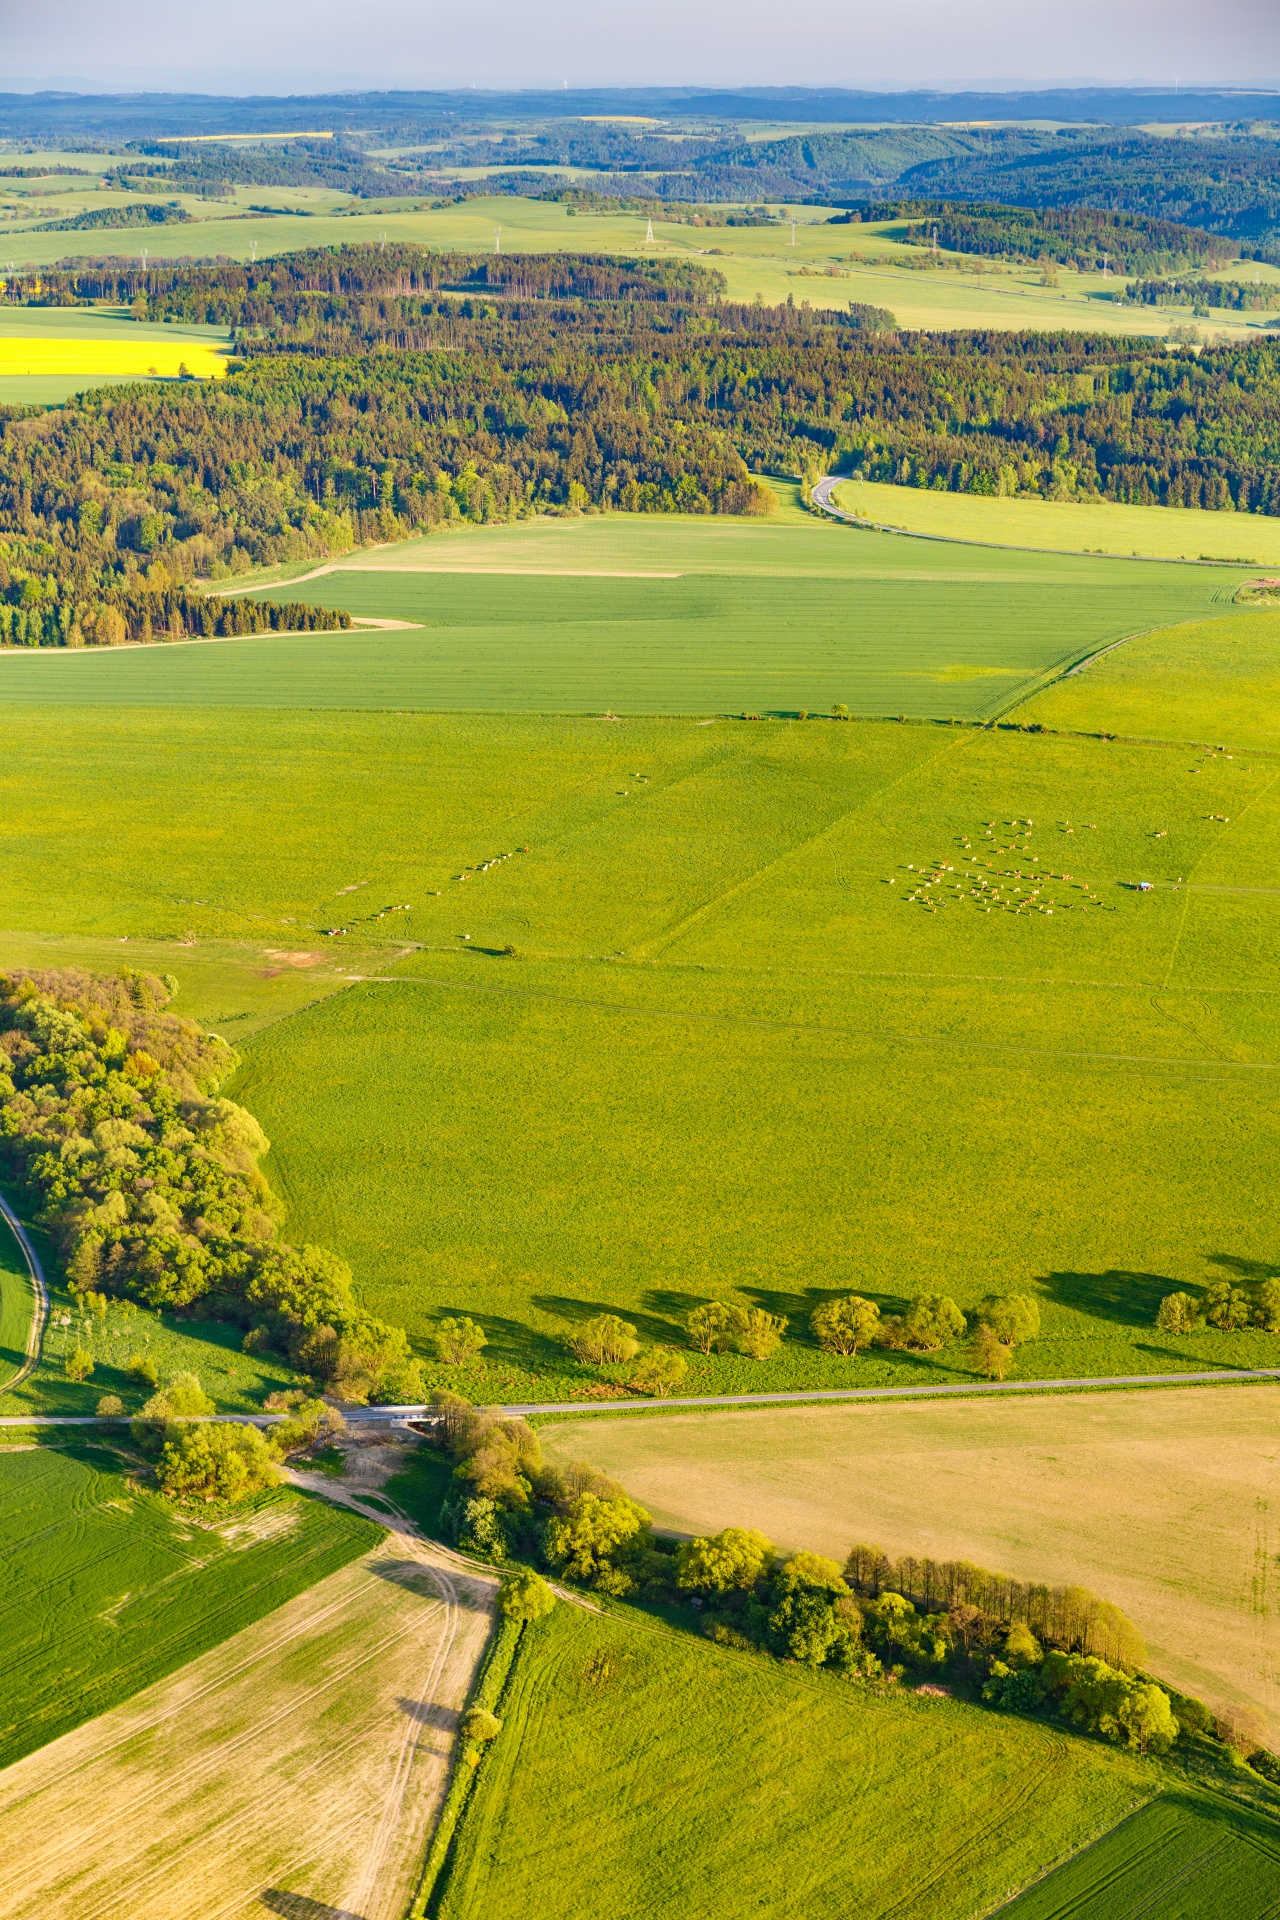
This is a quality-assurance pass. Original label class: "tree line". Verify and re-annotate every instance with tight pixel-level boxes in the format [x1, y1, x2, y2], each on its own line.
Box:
[1127, 277, 1280, 313]
[428, 1389, 1242, 1764]
[0, 969, 423, 1403]
[843, 202, 1238, 273]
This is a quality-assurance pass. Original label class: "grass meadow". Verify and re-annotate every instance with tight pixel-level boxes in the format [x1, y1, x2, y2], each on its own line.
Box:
[830, 478, 1280, 567]
[1020, 610, 1280, 751]
[433, 1598, 1153, 1920]
[539, 1385, 1280, 1736]
[0, 1441, 377, 1766]
[0, 1212, 33, 1392]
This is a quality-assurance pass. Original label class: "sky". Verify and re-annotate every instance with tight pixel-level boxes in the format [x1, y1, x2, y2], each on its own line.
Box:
[0, 0, 1277, 95]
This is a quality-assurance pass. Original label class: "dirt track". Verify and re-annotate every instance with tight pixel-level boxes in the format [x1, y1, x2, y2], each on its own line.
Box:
[0, 1519, 496, 1920]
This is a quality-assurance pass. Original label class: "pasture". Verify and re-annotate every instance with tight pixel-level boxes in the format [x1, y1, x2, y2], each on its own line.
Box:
[0, 1530, 495, 1920]
[1019, 609, 1280, 751]
[830, 478, 1280, 568]
[433, 1597, 1152, 1920]
[3, 631, 1280, 1404]
[0, 508, 1235, 717]
[539, 1385, 1280, 1735]
[0, 1442, 377, 1766]
[1005, 1792, 1280, 1918]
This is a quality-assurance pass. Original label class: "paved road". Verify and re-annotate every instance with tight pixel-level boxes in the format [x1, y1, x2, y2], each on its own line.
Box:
[5, 1368, 1278, 1430]
[0, 1190, 48, 1395]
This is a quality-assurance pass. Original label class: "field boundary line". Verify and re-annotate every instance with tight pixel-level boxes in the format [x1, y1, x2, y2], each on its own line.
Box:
[349, 971, 1280, 1073]
[0, 1190, 47, 1396]
[985, 1794, 1165, 1917]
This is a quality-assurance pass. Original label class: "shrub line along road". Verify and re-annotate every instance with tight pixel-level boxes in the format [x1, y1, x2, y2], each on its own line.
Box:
[0, 1191, 48, 1394]
[3, 1369, 1280, 1428]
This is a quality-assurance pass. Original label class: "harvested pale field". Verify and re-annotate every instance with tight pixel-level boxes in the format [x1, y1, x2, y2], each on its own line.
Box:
[0, 1528, 496, 1920]
[542, 1383, 1280, 1736]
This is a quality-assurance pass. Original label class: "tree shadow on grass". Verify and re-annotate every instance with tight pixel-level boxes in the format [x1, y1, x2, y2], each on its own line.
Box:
[428, 1309, 564, 1370]
[1132, 1342, 1270, 1373]
[531, 1294, 679, 1345]
[260, 1895, 365, 1920]
[1041, 1269, 1175, 1328]
[1205, 1252, 1280, 1283]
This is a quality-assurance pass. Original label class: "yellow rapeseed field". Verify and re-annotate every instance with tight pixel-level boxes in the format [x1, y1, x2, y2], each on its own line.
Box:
[0, 339, 227, 380]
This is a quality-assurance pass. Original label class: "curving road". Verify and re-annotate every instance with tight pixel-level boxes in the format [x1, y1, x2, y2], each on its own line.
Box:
[0, 1190, 48, 1396]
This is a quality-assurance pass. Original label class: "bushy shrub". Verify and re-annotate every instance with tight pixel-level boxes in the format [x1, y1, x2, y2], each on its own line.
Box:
[64, 1345, 95, 1381]
[96, 1393, 125, 1417]
[157, 1420, 279, 1504]
[429, 1316, 487, 1365]
[567, 1314, 640, 1366]
[1155, 1291, 1201, 1334]
[810, 1294, 880, 1355]
[461, 1708, 502, 1743]
[902, 1293, 966, 1350]
[974, 1293, 1040, 1345]
[500, 1568, 556, 1621]
[626, 1348, 688, 1396]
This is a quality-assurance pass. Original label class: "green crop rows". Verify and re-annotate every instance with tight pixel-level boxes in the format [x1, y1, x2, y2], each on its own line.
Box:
[1005, 1791, 1280, 1917]
[0, 1442, 378, 1766]
[0, 510, 1243, 719]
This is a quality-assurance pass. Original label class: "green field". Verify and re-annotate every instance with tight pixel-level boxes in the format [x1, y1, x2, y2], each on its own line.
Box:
[830, 478, 1280, 567]
[433, 1598, 1153, 1920]
[1019, 610, 1280, 750]
[0, 1441, 378, 1765]
[0, 509, 1241, 718]
[539, 1386, 1280, 1735]
[1005, 1792, 1280, 1917]
[0, 302, 234, 406]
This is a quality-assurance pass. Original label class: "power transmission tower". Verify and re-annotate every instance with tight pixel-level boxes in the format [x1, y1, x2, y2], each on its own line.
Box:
[645, 217, 654, 246]
[493, 226, 501, 254]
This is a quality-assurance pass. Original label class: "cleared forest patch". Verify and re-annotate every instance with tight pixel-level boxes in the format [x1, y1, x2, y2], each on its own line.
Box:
[0, 1530, 496, 1920]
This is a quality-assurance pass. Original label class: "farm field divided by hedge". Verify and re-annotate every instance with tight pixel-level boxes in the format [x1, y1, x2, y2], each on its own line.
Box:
[539, 1386, 1280, 1736]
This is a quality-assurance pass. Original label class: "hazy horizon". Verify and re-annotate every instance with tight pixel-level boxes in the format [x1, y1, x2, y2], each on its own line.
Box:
[0, 0, 1275, 101]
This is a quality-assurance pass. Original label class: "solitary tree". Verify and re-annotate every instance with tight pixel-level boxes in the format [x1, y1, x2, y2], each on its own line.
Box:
[430, 1317, 488, 1365]
[969, 1322, 1013, 1381]
[811, 1295, 881, 1356]
[567, 1315, 640, 1366]
[461, 1708, 503, 1743]
[626, 1348, 688, 1396]
[686, 1302, 746, 1353]
[1204, 1281, 1251, 1332]
[1253, 1278, 1280, 1332]
[735, 1309, 788, 1359]
[903, 1293, 967, 1351]
[975, 1293, 1040, 1346]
